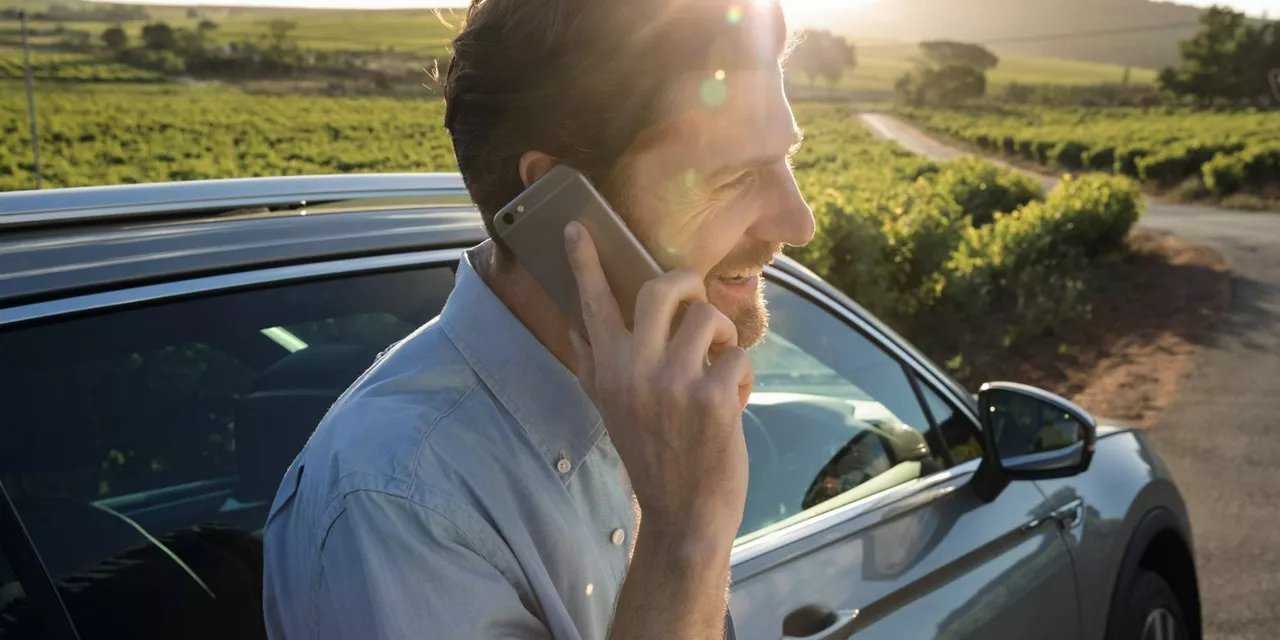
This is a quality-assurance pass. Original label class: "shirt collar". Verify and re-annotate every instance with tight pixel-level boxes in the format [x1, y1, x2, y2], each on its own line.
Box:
[440, 246, 605, 476]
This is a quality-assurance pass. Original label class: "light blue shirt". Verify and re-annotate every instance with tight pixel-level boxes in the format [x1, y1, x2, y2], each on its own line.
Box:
[262, 248, 688, 639]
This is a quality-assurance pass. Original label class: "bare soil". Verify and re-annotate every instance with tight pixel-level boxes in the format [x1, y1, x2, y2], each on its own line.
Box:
[956, 228, 1230, 427]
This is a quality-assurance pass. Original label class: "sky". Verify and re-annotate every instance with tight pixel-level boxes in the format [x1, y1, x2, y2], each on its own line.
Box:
[97, 0, 1276, 18]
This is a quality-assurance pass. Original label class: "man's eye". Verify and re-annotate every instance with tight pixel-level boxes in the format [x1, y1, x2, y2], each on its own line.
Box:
[722, 171, 758, 191]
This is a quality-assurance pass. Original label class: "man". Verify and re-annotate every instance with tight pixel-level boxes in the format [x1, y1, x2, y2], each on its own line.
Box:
[262, 0, 814, 637]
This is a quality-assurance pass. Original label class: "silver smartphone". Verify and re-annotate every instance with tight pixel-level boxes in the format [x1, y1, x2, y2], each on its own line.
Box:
[493, 165, 664, 336]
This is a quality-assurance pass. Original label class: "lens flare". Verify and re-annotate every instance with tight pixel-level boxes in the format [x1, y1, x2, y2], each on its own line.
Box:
[700, 77, 729, 108]
[725, 4, 743, 24]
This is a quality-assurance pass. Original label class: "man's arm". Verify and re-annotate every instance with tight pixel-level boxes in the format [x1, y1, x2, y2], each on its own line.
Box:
[607, 526, 734, 639]
[565, 223, 750, 640]
[316, 490, 549, 640]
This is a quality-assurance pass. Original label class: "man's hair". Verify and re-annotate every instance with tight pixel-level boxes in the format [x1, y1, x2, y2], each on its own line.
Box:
[440, 0, 788, 249]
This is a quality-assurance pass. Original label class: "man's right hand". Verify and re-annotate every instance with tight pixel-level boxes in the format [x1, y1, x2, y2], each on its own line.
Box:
[564, 220, 753, 548]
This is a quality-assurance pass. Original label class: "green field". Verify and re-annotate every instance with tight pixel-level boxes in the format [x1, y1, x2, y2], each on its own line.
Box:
[0, 50, 162, 81]
[4, 8, 458, 59]
[4, 4, 1151, 95]
[0, 82, 455, 191]
[900, 105, 1280, 198]
[832, 43, 1157, 94]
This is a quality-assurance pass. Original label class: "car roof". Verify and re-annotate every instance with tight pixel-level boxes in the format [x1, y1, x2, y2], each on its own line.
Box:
[0, 174, 488, 308]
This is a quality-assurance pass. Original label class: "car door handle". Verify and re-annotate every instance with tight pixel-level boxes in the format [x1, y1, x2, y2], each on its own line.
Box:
[1051, 498, 1084, 530]
[1020, 498, 1085, 535]
[782, 606, 861, 640]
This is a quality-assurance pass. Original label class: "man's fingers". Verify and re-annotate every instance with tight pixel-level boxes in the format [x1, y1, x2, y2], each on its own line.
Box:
[669, 302, 738, 371]
[565, 222, 624, 344]
[706, 347, 754, 412]
[632, 269, 708, 349]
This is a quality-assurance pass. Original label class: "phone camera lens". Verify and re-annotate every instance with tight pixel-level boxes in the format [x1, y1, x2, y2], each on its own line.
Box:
[502, 211, 515, 225]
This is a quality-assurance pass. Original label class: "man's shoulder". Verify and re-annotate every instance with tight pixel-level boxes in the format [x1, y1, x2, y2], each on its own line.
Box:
[297, 320, 537, 510]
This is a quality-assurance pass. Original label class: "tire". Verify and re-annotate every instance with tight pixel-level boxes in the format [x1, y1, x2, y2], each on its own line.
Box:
[1113, 569, 1189, 640]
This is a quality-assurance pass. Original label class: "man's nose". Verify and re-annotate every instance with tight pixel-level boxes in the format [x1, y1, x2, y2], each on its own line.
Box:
[749, 167, 815, 247]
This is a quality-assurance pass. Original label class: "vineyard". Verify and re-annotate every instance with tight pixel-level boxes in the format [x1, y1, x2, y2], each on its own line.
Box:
[0, 50, 163, 82]
[0, 83, 456, 192]
[787, 105, 1143, 376]
[1, 86, 1143, 377]
[898, 105, 1280, 200]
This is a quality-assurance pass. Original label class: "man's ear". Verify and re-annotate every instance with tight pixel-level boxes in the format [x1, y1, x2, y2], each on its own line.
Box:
[518, 151, 557, 188]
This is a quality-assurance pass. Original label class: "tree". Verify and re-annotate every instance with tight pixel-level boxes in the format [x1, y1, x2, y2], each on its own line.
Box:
[101, 25, 128, 51]
[141, 22, 177, 51]
[896, 39, 994, 105]
[264, 19, 298, 53]
[788, 30, 857, 92]
[1158, 7, 1280, 105]
[197, 19, 220, 35]
[919, 40, 999, 72]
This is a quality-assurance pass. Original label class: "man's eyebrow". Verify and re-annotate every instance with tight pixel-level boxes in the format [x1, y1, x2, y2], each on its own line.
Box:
[708, 126, 806, 182]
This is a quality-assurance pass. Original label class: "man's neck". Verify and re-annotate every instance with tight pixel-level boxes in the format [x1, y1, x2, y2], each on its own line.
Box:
[473, 241, 580, 376]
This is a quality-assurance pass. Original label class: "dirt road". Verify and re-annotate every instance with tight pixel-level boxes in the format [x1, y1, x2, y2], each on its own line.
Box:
[860, 112, 1280, 640]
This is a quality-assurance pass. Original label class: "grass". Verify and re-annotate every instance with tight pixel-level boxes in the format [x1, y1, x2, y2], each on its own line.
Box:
[4, 9, 458, 59]
[818, 42, 1158, 94]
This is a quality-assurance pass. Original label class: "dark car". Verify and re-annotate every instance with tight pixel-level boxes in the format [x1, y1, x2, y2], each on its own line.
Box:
[0, 174, 1200, 640]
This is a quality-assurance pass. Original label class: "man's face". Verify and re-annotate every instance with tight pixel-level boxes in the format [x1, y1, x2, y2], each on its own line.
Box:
[615, 64, 815, 348]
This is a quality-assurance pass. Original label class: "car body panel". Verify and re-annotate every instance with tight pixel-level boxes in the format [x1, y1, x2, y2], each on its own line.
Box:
[1035, 427, 1194, 640]
[731, 461, 1082, 639]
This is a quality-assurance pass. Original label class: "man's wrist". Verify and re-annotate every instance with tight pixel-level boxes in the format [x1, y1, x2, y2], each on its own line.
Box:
[638, 519, 736, 565]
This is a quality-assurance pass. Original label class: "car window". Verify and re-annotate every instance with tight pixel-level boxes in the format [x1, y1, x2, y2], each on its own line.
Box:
[0, 266, 453, 635]
[920, 382, 984, 466]
[738, 283, 947, 543]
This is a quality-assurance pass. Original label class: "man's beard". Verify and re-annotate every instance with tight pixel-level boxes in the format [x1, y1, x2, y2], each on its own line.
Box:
[706, 241, 783, 349]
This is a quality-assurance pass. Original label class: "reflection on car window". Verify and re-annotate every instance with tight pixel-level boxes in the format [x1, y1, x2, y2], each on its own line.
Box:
[738, 284, 944, 543]
[990, 391, 1086, 460]
[0, 267, 453, 639]
[920, 383, 983, 465]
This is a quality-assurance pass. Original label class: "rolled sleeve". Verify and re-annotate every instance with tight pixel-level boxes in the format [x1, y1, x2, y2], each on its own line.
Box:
[314, 491, 549, 640]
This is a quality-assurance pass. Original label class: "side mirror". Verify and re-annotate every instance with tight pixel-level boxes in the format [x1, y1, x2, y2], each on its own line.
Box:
[971, 382, 1096, 502]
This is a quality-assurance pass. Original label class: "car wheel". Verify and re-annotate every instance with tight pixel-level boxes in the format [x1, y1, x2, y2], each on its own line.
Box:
[1115, 569, 1188, 640]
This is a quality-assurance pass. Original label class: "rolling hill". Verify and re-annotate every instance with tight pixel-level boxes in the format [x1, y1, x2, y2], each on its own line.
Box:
[808, 0, 1214, 68]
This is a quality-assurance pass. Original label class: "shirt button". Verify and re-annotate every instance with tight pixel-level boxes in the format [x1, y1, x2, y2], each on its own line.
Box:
[556, 456, 572, 475]
[611, 528, 626, 546]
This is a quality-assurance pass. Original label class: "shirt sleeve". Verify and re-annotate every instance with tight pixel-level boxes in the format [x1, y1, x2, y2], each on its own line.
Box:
[314, 490, 549, 640]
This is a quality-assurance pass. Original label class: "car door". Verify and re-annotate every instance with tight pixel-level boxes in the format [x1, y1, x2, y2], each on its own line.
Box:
[728, 268, 1082, 640]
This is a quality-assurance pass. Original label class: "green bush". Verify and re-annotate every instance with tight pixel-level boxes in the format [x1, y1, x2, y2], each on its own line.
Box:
[1203, 145, 1280, 196]
[1202, 151, 1245, 195]
[1138, 142, 1246, 186]
[789, 105, 1145, 359]
[932, 158, 1043, 226]
[1082, 146, 1116, 172]
[1051, 140, 1089, 170]
[898, 105, 1278, 202]
[950, 202, 1091, 339]
[1136, 146, 1199, 185]
[1114, 146, 1152, 177]
[1041, 174, 1144, 257]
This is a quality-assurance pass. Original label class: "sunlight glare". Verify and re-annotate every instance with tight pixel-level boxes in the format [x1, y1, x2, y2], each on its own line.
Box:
[780, 0, 879, 22]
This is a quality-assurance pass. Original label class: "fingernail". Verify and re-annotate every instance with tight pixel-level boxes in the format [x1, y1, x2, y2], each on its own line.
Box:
[564, 222, 580, 248]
